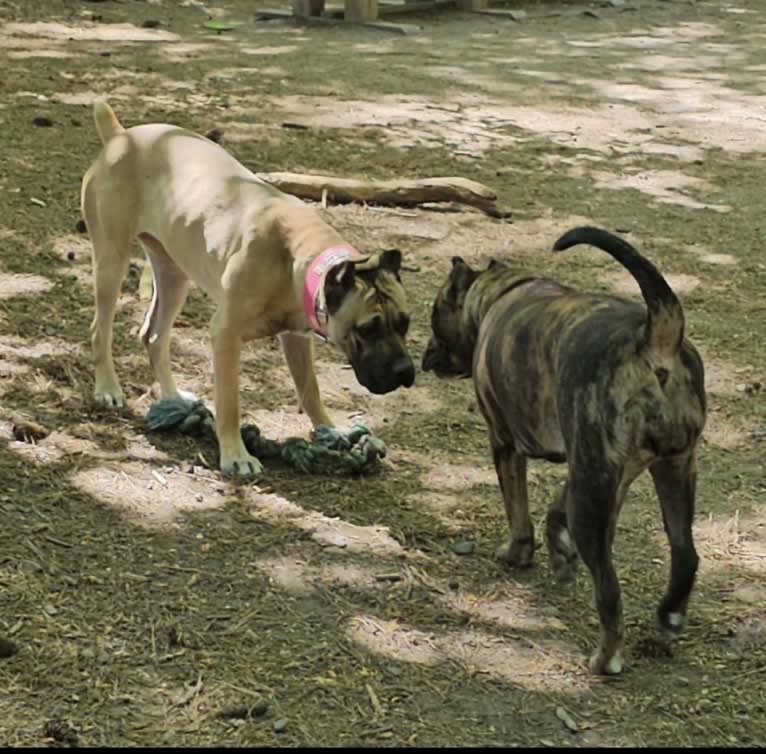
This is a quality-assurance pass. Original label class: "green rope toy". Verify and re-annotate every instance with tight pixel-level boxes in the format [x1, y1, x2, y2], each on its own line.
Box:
[145, 397, 386, 475]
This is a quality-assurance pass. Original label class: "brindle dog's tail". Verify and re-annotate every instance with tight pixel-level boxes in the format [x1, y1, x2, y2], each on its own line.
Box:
[553, 227, 684, 358]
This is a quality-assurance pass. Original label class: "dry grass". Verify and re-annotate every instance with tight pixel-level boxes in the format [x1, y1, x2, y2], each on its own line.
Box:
[1, 0, 765, 747]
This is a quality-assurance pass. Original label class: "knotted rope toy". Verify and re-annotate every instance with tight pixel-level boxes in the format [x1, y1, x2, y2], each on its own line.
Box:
[145, 396, 386, 475]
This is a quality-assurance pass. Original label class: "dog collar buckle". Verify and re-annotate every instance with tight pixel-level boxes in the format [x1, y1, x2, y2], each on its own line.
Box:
[311, 300, 330, 343]
[303, 245, 362, 339]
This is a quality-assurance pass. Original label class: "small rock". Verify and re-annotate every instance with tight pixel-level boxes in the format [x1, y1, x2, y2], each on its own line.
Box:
[32, 116, 54, 127]
[75, 219, 88, 234]
[250, 698, 269, 717]
[273, 717, 289, 733]
[0, 637, 18, 658]
[448, 578, 460, 590]
[249, 697, 272, 712]
[217, 696, 269, 720]
[452, 540, 475, 556]
[19, 559, 44, 574]
[555, 705, 579, 733]
[508, 9, 527, 20]
[42, 719, 79, 747]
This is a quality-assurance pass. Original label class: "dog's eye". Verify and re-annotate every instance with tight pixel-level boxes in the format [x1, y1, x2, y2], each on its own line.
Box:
[357, 318, 383, 339]
[394, 315, 410, 336]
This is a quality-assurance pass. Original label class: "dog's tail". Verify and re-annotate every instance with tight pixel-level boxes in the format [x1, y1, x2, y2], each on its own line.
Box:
[553, 226, 684, 357]
[93, 99, 125, 145]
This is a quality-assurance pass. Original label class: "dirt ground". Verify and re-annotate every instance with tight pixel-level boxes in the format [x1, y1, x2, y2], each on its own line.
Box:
[1, 0, 764, 747]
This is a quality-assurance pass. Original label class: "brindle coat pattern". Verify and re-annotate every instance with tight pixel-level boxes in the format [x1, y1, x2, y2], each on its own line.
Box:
[422, 227, 706, 675]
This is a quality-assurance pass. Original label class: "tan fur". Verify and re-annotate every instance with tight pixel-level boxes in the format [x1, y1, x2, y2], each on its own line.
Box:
[81, 101, 413, 477]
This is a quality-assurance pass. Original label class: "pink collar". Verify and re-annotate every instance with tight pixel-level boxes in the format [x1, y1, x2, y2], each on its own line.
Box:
[303, 245, 365, 338]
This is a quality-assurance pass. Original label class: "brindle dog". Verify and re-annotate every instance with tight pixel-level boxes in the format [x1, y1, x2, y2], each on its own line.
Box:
[422, 227, 706, 675]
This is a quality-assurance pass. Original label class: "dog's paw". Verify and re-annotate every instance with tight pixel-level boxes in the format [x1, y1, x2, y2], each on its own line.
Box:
[220, 451, 264, 479]
[495, 537, 535, 568]
[93, 385, 125, 408]
[549, 528, 579, 584]
[589, 648, 624, 676]
[657, 607, 686, 634]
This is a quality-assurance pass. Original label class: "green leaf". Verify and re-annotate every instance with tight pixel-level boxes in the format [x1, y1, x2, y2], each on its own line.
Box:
[202, 20, 242, 32]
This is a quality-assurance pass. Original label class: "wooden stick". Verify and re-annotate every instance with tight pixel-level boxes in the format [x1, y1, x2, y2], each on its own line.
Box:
[255, 172, 511, 218]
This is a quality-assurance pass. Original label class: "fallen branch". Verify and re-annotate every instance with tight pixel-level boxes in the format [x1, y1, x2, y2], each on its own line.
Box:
[255, 172, 512, 219]
[136, 172, 509, 299]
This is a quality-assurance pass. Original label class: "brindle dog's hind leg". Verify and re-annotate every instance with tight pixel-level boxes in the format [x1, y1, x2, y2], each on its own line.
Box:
[565, 464, 625, 675]
[493, 445, 536, 568]
[650, 453, 699, 634]
[546, 480, 579, 583]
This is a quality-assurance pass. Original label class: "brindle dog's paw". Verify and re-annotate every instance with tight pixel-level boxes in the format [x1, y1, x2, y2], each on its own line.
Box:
[495, 537, 535, 568]
[657, 607, 686, 634]
[589, 647, 624, 676]
[549, 529, 579, 584]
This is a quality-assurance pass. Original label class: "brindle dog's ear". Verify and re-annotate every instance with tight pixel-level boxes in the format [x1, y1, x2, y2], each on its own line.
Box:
[447, 257, 478, 300]
[324, 260, 355, 314]
[379, 248, 402, 274]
